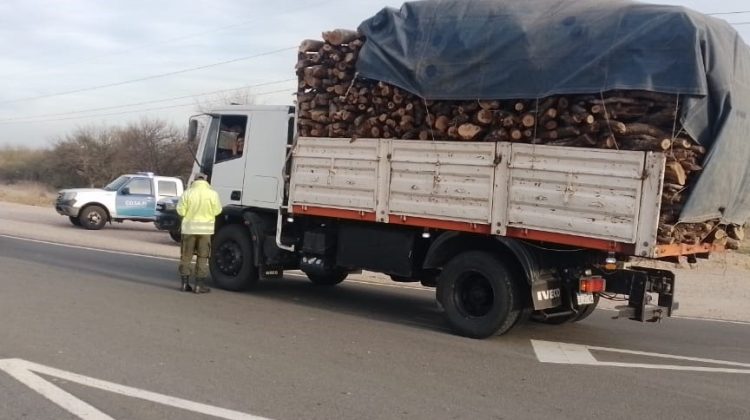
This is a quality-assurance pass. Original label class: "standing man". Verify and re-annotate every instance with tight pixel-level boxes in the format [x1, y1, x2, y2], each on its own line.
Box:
[176, 173, 222, 293]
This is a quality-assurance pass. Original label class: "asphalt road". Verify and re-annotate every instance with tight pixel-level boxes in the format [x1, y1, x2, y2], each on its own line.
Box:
[1, 234, 749, 420]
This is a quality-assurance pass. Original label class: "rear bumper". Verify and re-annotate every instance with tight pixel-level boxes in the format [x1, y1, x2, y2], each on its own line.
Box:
[604, 266, 677, 322]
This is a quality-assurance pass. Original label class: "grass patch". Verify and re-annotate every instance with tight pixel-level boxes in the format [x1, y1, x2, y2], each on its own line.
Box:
[0, 182, 57, 207]
[739, 241, 750, 256]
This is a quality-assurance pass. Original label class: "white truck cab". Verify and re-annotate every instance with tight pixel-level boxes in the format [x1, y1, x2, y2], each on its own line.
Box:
[55, 172, 184, 230]
[188, 105, 294, 208]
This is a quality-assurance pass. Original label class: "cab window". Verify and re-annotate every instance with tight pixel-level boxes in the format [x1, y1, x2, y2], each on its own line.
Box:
[215, 115, 247, 163]
[123, 178, 152, 195]
[157, 181, 178, 197]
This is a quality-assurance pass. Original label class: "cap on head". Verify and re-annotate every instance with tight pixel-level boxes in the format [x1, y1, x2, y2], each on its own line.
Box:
[195, 172, 208, 180]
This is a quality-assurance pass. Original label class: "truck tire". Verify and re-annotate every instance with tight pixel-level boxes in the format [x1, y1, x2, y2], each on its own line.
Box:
[210, 225, 258, 291]
[437, 251, 522, 338]
[69, 216, 82, 227]
[531, 311, 576, 325]
[531, 295, 600, 324]
[572, 295, 600, 322]
[168, 230, 181, 243]
[78, 205, 107, 230]
[305, 269, 348, 286]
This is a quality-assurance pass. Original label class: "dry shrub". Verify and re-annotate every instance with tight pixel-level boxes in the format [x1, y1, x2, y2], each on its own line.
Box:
[0, 181, 57, 206]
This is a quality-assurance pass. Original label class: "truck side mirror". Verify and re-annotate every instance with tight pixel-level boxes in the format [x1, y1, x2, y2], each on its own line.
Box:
[121, 187, 130, 195]
[188, 120, 198, 143]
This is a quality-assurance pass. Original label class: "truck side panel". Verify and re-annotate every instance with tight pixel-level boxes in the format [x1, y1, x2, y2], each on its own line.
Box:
[288, 137, 662, 253]
[505, 143, 646, 243]
[389, 140, 496, 223]
[290, 137, 380, 211]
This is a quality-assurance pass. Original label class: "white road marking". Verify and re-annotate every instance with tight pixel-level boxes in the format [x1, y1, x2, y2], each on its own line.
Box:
[0, 358, 269, 420]
[660, 314, 750, 326]
[531, 340, 750, 374]
[598, 307, 750, 326]
[0, 234, 176, 261]
[0, 359, 114, 420]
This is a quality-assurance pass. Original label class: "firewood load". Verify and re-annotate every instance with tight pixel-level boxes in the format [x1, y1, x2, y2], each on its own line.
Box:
[296, 30, 744, 249]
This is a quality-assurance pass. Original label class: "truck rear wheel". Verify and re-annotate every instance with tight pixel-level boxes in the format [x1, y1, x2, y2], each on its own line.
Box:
[572, 295, 599, 322]
[304, 269, 348, 286]
[210, 226, 259, 291]
[531, 295, 600, 324]
[437, 251, 522, 338]
[69, 216, 82, 227]
[78, 205, 107, 230]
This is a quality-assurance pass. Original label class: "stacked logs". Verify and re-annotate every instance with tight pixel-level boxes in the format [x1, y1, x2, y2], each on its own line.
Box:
[296, 30, 744, 249]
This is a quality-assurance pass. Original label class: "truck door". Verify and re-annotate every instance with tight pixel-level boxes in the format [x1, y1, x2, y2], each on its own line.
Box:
[209, 115, 249, 205]
[116, 177, 156, 218]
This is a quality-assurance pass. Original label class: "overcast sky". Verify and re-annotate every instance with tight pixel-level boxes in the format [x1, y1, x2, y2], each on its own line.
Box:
[0, 0, 748, 148]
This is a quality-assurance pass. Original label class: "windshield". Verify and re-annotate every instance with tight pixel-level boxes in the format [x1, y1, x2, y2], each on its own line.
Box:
[103, 175, 131, 191]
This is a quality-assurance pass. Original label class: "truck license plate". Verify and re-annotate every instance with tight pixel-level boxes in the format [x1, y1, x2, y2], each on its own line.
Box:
[576, 293, 595, 306]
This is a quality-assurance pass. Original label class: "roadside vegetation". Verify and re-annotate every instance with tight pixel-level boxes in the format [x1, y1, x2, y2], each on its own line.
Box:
[0, 181, 57, 206]
[0, 118, 193, 206]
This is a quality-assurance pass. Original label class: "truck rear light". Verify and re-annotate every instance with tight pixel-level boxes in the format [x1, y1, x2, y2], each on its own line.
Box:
[580, 276, 606, 293]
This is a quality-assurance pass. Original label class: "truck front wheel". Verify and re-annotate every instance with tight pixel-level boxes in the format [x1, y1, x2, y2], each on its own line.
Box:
[78, 205, 107, 230]
[210, 225, 259, 291]
[437, 251, 522, 338]
[168, 230, 181, 243]
[69, 216, 82, 227]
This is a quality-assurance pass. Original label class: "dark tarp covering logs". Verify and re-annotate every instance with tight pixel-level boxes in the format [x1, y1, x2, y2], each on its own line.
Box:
[356, 0, 750, 225]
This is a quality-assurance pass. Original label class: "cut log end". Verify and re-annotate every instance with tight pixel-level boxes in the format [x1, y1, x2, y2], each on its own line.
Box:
[457, 123, 483, 141]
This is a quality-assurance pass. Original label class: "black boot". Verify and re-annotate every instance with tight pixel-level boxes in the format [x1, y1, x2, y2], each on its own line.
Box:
[180, 276, 192, 292]
[194, 278, 211, 294]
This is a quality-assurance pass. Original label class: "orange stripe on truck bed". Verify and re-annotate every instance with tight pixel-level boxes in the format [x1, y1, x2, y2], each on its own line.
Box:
[388, 214, 492, 234]
[291, 205, 378, 222]
[504, 227, 634, 253]
[290, 205, 724, 257]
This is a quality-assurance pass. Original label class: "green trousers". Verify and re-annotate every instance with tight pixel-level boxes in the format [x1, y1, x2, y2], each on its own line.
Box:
[179, 234, 212, 279]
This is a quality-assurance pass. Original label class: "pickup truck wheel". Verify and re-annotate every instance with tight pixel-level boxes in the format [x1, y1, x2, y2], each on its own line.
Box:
[168, 230, 181, 243]
[437, 251, 521, 338]
[210, 226, 258, 291]
[78, 205, 107, 230]
[69, 216, 82, 227]
[304, 269, 348, 286]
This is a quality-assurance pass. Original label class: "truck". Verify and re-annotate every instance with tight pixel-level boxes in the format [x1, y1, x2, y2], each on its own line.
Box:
[55, 172, 184, 230]
[183, 105, 689, 338]
[184, 0, 750, 338]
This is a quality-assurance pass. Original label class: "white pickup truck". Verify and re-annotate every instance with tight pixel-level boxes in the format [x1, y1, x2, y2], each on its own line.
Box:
[55, 172, 184, 230]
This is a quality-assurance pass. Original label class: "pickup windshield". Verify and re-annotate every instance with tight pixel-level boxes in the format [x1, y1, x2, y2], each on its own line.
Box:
[103, 175, 131, 191]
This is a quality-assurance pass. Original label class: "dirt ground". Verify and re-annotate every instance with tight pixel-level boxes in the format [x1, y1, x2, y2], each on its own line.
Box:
[1, 190, 748, 323]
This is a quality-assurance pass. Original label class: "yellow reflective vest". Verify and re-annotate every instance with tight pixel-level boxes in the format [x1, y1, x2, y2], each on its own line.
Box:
[176, 180, 222, 235]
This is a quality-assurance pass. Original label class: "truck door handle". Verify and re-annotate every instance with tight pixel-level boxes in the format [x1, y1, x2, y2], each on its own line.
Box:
[231, 191, 241, 200]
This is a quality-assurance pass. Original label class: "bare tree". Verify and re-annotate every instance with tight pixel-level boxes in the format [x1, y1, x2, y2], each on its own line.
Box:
[194, 88, 257, 113]
[37, 119, 193, 188]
